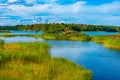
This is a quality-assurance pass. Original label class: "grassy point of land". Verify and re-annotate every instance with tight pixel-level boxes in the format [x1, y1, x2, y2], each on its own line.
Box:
[92, 34, 120, 50]
[41, 33, 91, 41]
[0, 41, 92, 80]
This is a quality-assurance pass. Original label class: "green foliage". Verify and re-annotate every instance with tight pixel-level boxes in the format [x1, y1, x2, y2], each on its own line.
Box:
[62, 30, 79, 36]
[0, 42, 92, 80]
[1, 23, 120, 33]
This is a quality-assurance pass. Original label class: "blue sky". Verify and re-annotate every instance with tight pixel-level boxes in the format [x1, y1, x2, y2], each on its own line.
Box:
[0, 0, 120, 26]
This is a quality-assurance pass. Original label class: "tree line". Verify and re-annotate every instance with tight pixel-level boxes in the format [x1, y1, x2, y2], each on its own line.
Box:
[0, 23, 120, 33]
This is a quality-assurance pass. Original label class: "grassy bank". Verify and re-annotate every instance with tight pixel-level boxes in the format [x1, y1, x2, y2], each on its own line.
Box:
[42, 33, 91, 41]
[92, 34, 120, 50]
[41, 30, 91, 41]
[0, 30, 10, 33]
[0, 32, 91, 41]
[0, 41, 92, 80]
[1, 32, 120, 50]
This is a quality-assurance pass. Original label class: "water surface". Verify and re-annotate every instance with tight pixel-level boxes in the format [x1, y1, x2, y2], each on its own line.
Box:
[0, 30, 43, 35]
[0, 36, 44, 43]
[82, 31, 118, 36]
[48, 40, 120, 80]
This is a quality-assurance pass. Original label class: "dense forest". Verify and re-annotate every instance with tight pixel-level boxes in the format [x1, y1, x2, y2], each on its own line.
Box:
[0, 23, 120, 33]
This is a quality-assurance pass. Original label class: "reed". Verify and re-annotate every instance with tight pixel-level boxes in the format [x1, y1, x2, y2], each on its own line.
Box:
[0, 42, 92, 80]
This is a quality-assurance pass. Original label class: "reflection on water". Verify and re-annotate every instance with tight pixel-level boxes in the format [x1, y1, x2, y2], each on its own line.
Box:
[0, 35, 120, 80]
[0, 36, 44, 43]
[0, 30, 43, 35]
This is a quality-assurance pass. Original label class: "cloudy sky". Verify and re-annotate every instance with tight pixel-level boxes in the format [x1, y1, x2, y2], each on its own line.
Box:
[0, 0, 120, 26]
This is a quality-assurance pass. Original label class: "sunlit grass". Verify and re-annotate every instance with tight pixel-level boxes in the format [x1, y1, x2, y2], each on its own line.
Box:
[41, 33, 91, 41]
[0, 42, 92, 80]
[0, 39, 4, 47]
[92, 34, 120, 50]
[1, 34, 14, 37]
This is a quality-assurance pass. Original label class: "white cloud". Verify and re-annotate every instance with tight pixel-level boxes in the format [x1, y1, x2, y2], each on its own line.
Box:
[8, 0, 17, 3]
[82, 1, 120, 14]
[8, 4, 52, 16]
[37, 0, 57, 3]
[7, 1, 120, 15]
[25, 0, 57, 4]
[26, 0, 36, 4]
[49, 1, 86, 14]
[7, 1, 86, 16]
[0, 0, 120, 25]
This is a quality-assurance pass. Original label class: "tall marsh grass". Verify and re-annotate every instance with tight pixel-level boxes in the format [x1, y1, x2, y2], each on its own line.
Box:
[0, 42, 92, 80]
[42, 33, 91, 41]
[92, 34, 120, 50]
[0, 39, 4, 46]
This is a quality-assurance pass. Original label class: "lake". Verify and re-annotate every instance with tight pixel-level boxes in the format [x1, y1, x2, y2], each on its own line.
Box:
[0, 30, 118, 36]
[82, 31, 118, 36]
[0, 30, 43, 35]
[0, 31, 120, 80]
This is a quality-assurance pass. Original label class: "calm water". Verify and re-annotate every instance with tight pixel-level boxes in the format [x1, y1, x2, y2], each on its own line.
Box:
[82, 32, 118, 36]
[48, 40, 120, 80]
[0, 36, 44, 43]
[0, 31, 120, 80]
[0, 30, 43, 35]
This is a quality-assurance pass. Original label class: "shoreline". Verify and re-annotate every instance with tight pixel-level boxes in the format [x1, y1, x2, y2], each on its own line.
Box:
[0, 33, 120, 50]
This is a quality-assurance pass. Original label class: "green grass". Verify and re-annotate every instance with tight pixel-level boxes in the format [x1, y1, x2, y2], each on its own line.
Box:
[92, 34, 120, 50]
[92, 35, 111, 43]
[0, 42, 92, 80]
[0, 30, 10, 33]
[0, 39, 4, 47]
[42, 33, 91, 41]
[1, 33, 15, 37]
